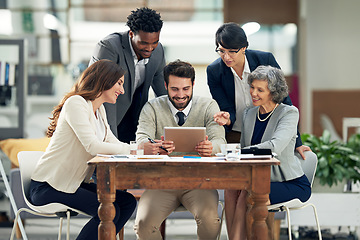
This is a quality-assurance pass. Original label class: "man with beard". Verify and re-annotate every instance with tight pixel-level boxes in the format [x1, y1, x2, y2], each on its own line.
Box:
[134, 60, 226, 240]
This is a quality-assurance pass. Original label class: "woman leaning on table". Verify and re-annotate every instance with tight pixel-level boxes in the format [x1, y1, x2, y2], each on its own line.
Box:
[28, 59, 136, 240]
[214, 65, 311, 240]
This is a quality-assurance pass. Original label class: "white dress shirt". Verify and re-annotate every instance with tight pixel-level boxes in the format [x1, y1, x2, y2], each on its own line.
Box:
[167, 98, 193, 124]
[231, 56, 253, 132]
[129, 35, 149, 90]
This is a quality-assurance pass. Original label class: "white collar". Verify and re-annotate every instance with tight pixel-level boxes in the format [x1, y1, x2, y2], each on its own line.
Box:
[230, 55, 250, 78]
[167, 97, 192, 117]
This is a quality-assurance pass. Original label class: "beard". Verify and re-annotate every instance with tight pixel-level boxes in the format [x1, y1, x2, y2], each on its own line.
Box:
[168, 93, 193, 111]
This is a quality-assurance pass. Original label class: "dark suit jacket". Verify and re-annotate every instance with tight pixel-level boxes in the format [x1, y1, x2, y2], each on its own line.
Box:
[89, 31, 167, 142]
[207, 49, 302, 147]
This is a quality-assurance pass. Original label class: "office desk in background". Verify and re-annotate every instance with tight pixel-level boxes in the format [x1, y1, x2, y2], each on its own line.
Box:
[88, 156, 280, 240]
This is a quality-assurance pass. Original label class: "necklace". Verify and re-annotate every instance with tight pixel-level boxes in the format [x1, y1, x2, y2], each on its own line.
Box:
[257, 104, 278, 122]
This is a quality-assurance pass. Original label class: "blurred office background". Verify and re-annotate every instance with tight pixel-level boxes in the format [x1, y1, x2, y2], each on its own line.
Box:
[0, 0, 359, 139]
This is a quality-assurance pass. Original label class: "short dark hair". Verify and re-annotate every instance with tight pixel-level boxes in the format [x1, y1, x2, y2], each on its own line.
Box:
[126, 7, 163, 33]
[215, 22, 249, 49]
[248, 65, 288, 104]
[163, 60, 195, 85]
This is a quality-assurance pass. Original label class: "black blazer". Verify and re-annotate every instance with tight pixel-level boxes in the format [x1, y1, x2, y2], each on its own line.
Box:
[207, 49, 302, 147]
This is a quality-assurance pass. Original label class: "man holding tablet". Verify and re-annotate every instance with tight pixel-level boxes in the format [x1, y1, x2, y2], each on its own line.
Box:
[134, 60, 226, 239]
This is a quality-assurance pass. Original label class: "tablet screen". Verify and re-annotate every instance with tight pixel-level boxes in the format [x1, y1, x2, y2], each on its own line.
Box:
[164, 127, 206, 153]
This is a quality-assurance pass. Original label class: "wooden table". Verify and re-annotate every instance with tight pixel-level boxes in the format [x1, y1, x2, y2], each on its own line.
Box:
[88, 156, 280, 240]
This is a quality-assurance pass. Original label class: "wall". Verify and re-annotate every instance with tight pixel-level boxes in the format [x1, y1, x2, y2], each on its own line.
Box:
[299, 0, 360, 135]
[223, 0, 298, 24]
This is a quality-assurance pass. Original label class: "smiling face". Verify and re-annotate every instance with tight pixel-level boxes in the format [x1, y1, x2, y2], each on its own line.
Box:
[129, 30, 160, 60]
[250, 79, 273, 108]
[102, 76, 125, 104]
[166, 75, 193, 111]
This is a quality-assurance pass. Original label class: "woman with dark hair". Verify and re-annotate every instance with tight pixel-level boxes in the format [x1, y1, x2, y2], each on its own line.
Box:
[215, 66, 311, 239]
[207, 22, 310, 159]
[29, 59, 137, 240]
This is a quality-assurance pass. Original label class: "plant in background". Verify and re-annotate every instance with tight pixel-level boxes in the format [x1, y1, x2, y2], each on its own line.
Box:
[346, 133, 360, 156]
[301, 130, 360, 187]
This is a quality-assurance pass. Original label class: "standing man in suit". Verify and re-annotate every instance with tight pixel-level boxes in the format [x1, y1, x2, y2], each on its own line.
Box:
[207, 22, 311, 159]
[89, 7, 167, 143]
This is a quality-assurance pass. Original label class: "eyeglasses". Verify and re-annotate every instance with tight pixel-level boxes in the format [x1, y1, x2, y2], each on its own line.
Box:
[215, 48, 241, 57]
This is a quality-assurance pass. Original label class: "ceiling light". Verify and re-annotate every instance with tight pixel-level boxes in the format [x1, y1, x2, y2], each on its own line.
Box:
[242, 22, 260, 36]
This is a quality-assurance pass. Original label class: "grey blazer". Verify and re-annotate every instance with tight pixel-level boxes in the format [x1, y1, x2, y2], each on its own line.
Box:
[89, 31, 167, 136]
[241, 103, 304, 182]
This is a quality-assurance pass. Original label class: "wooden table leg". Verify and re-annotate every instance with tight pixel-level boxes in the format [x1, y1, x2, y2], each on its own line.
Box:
[247, 166, 271, 240]
[97, 165, 116, 240]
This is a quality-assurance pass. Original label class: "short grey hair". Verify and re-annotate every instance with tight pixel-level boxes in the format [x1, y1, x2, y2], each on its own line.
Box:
[247, 65, 288, 104]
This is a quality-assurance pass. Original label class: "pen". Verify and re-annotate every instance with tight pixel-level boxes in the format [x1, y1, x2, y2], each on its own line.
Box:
[147, 137, 169, 152]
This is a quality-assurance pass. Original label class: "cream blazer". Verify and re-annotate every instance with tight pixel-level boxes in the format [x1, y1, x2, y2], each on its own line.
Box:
[32, 95, 130, 193]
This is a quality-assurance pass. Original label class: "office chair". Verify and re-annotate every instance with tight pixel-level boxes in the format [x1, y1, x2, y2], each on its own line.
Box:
[267, 151, 322, 240]
[10, 151, 88, 240]
[0, 157, 27, 239]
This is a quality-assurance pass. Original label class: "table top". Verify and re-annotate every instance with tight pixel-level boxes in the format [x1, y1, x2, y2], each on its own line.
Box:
[88, 155, 280, 166]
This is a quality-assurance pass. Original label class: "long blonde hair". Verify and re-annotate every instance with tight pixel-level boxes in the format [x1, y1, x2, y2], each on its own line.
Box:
[47, 59, 125, 137]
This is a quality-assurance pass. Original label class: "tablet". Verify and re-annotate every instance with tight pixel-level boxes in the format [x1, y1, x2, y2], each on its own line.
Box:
[164, 127, 206, 153]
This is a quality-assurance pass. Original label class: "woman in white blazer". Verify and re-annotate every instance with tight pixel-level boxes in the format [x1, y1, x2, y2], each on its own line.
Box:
[29, 60, 136, 240]
[214, 65, 311, 240]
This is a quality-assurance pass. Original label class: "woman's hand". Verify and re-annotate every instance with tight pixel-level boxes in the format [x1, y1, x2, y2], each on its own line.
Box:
[296, 145, 312, 160]
[214, 111, 231, 126]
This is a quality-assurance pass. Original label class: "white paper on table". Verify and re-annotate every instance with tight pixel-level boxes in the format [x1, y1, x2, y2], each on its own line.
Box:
[239, 154, 272, 159]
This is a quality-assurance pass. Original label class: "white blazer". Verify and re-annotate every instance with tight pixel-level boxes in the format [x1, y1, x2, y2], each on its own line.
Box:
[32, 95, 130, 193]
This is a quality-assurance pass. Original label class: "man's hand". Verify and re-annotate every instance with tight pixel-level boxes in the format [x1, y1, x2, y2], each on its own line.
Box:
[195, 136, 213, 157]
[143, 137, 174, 155]
[214, 111, 231, 126]
[160, 136, 175, 154]
[144, 140, 163, 155]
[296, 145, 312, 160]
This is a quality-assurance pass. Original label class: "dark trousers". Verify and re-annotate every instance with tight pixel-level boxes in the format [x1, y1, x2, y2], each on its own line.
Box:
[29, 180, 137, 240]
[117, 84, 144, 144]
